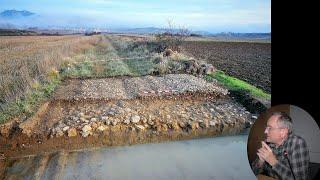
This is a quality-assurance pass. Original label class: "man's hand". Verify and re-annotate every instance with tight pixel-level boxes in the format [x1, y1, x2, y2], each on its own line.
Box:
[257, 148, 265, 167]
[257, 141, 278, 166]
[256, 146, 265, 166]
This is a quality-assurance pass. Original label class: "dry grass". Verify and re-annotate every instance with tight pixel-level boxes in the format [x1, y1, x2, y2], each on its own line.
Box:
[0, 35, 101, 112]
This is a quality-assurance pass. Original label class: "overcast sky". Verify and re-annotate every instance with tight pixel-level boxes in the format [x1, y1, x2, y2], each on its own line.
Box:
[0, 0, 271, 33]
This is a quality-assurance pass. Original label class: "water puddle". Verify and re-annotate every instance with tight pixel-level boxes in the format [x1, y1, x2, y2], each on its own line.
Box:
[3, 133, 255, 180]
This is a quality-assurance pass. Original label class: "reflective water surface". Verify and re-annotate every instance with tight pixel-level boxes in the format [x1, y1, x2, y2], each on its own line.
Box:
[5, 134, 255, 180]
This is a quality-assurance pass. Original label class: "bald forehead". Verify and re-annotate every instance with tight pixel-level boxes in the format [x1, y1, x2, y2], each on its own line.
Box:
[268, 115, 280, 125]
[270, 114, 281, 121]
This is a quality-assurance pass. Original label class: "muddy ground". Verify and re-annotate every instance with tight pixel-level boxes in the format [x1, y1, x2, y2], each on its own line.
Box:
[182, 41, 271, 93]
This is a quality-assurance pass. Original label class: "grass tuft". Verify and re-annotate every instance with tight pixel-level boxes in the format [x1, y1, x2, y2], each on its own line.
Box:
[205, 70, 271, 100]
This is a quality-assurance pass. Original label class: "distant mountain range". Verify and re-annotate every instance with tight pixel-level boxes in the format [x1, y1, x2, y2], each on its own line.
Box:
[111, 27, 270, 38]
[0, 10, 270, 39]
[212, 32, 271, 38]
[110, 27, 209, 35]
[0, 10, 35, 18]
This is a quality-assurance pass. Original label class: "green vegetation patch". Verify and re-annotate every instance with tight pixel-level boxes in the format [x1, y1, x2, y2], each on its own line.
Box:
[62, 57, 156, 78]
[0, 75, 61, 124]
[205, 70, 271, 100]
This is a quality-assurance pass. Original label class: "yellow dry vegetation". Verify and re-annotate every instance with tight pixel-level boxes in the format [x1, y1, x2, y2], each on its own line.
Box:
[0, 35, 101, 109]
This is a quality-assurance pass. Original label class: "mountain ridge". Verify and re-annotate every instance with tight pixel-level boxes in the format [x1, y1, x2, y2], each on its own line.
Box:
[0, 10, 35, 18]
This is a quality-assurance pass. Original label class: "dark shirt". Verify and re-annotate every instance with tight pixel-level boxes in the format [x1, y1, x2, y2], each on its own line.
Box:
[251, 133, 310, 180]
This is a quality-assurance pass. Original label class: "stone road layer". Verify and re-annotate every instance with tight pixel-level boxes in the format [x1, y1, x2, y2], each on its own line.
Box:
[53, 74, 228, 101]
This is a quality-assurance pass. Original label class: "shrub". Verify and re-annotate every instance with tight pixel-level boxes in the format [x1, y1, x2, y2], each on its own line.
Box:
[155, 21, 190, 52]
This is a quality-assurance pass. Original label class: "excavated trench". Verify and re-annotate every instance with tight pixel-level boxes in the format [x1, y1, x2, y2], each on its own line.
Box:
[0, 74, 254, 178]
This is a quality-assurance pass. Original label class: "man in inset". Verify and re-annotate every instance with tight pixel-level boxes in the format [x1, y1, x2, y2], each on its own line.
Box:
[251, 112, 310, 180]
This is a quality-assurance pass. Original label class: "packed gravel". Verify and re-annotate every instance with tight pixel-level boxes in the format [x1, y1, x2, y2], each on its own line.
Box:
[53, 74, 228, 101]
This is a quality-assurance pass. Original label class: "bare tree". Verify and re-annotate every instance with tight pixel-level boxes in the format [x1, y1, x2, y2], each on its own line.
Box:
[155, 20, 190, 52]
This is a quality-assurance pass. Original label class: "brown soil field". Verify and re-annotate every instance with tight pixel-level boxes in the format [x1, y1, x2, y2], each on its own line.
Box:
[182, 41, 271, 93]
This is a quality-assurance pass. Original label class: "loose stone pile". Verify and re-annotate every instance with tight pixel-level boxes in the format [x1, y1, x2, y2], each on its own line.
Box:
[49, 99, 254, 138]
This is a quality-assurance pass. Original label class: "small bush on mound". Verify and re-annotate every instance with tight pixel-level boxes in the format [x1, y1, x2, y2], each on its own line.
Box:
[167, 60, 186, 74]
[153, 60, 169, 75]
[154, 21, 190, 52]
[168, 51, 190, 62]
[152, 53, 215, 76]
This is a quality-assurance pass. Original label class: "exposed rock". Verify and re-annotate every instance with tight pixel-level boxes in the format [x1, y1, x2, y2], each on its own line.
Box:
[68, 128, 77, 137]
[124, 118, 130, 124]
[62, 126, 70, 132]
[135, 125, 145, 131]
[81, 125, 92, 137]
[108, 111, 115, 116]
[80, 117, 89, 123]
[91, 122, 98, 129]
[209, 121, 216, 126]
[104, 119, 111, 125]
[101, 116, 108, 120]
[147, 119, 154, 126]
[81, 131, 91, 138]
[97, 126, 105, 132]
[205, 64, 216, 74]
[130, 115, 140, 123]
[55, 128, 64, 137]
[111, 120, 118, 126]
[141, 116, 147, 123]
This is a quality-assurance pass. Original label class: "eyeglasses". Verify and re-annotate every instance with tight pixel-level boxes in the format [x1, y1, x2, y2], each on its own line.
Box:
[265, 126, 284, 132]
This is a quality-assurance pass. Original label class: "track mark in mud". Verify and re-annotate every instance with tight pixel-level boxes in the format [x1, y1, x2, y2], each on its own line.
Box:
[52, 151, 68, 180]
[34, 155, 50, 180]
[41, 151, 68, 180]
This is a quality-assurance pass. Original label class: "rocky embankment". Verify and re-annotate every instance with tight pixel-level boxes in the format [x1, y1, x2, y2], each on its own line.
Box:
[0, 74, 255, 158]
[49, 98, 253, 139]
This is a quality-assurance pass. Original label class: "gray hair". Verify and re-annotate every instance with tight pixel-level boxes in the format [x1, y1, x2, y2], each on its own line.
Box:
[271, 112, 293, 134]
